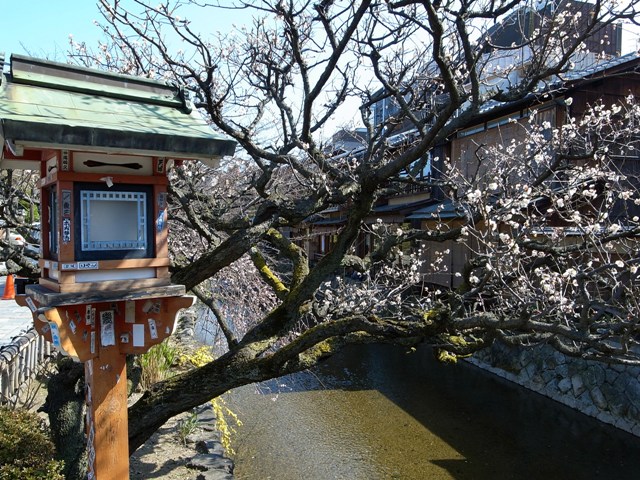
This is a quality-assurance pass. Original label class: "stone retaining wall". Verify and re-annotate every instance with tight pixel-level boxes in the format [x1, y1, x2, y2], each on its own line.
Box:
[186, 403, 235, 480]
[175, 314, 235, 479]
[469, 343, 640, 436]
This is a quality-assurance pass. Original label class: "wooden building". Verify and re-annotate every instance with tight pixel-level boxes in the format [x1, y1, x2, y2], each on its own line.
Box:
[304, 49, 640, 288]
[410, 52, 640, 288]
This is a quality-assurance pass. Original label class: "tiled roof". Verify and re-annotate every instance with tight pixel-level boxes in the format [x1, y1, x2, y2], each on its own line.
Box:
[0, 54, 236, 160]
[406, 199, 467, 220]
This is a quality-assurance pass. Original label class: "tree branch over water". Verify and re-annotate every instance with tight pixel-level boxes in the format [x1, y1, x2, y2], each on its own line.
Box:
[56, 0, 640, 453]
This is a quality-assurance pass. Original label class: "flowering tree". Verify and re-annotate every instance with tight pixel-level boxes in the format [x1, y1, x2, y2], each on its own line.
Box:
[40, 0, 640, 454]
[440, 98, 640, 360]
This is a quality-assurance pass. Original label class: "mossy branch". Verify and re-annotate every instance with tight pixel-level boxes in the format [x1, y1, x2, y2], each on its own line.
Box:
[249, 246, 290, 300]
[264, 228, 309, 289]
[266, 312, 445, 372]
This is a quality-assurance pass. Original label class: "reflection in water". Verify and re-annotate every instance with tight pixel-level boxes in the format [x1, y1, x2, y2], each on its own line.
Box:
[228, 344, 640, 479]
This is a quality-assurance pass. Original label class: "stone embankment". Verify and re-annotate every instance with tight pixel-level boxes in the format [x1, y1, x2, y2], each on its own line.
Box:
[185, 403, 235, 480]
[130, 313, 235, 480]
[176, 313, 235, 480]
[130, 399, 235, 480]
[470, 343, 640, 436]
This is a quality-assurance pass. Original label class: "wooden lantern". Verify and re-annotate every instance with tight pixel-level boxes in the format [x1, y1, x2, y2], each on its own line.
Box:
[0, 53, 236, 480]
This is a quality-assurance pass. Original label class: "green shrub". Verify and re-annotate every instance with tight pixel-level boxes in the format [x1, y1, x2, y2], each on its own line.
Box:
[0, 407, 64, 480]
[139, 340, 180, 390]
[177, 410, 199, 445]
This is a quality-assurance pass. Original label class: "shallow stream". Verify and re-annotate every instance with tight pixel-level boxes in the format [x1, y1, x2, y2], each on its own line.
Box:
[227, 343, 640, 479]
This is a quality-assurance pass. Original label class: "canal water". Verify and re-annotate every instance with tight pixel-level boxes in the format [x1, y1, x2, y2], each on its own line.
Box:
[227, 343, 640, 479]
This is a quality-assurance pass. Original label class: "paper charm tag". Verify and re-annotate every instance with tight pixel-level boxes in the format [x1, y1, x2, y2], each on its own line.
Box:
[148, 319, 158, 339]
[49, 323, 61, 348]
[100, 311, 116, 346]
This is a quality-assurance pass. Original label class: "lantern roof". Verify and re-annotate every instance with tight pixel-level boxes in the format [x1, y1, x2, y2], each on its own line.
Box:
[0, 53, 236, 164]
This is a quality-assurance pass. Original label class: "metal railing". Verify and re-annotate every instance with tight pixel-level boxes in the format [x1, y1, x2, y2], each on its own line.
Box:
[0, 328, 52, 404]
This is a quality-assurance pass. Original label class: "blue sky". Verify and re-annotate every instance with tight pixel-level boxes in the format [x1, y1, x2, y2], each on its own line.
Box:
[1, 2, 103, 60]
[2, 2, 638, 63]
[0, 1, 250, 62]
[0, 1, 637, 136]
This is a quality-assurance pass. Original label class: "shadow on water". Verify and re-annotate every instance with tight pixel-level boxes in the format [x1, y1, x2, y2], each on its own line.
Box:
[230, 343, 640, 480]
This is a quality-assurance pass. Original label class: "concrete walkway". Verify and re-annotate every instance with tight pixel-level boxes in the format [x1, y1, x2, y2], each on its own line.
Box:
[0, 276, 34, 345]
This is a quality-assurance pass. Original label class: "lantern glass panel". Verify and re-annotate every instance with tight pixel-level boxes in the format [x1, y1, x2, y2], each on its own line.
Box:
[80, 191, 147, 251]
[74, 183, 154, 261]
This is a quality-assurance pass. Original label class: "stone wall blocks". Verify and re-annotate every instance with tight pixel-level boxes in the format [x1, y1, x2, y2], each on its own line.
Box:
[624, 382, 640, 409]
[188, 453, 234, 474]
[609, 398, 630, 418]
[567, 362, 582, 378]
[627, 405, 640, 423]
[530, 374, 545, 391]
[577, 390, 593, 408]
[524, 362, 537, 379]
[583, 404, 599, 418]
[555, 364, 569, 379]
[470, 344, 640, 437]
[571, 374, 586, 397]
[545, 384, 564, 402]
[195, 404, 218, 423]
[613, 372, 633, 392]
[541, 370, 556, 385]
[552, 350, 567, 366]
[196, 472, 234, 480]
[605, 368, 619, 385]
[600, 383, 627, 415]
[589, 386, 608, 410]
[582, 365, 606, 388]
[196, 440, 225, 456]
[563, 396, 577, 409]
[557, 378, 572, 394]
[597, 410, 615, 425]
[610, 363, 627, 374]
[614, 417, 631, 431]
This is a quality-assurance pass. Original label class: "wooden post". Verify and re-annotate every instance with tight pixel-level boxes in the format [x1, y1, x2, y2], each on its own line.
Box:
[21, 289, 195, 479]
[85, 348, 129, 480]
